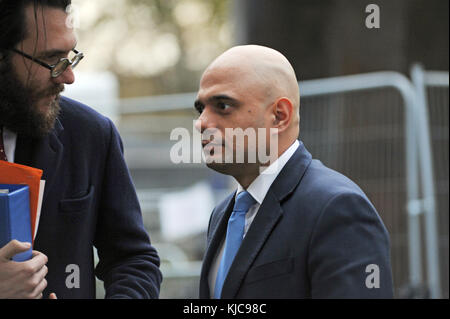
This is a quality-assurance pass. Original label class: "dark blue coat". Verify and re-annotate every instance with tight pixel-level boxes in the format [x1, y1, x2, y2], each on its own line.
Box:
[15, 96, 162, 299]
[199, 141, 393, 298]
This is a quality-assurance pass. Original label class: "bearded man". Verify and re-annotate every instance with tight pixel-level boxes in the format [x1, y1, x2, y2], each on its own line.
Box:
[0, 0, 162, 299]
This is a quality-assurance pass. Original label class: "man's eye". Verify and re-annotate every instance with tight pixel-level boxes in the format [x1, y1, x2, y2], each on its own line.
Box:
[43, 55, 61, 64]
[194, 103, 204, 114]
[217, 102, 231, 110]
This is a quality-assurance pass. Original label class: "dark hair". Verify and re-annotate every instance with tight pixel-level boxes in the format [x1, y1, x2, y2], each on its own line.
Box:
[0, 0, 71, 55]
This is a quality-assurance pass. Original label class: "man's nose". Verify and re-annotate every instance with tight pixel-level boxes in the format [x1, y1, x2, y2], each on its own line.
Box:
[195, 109, 210, 133]
[194, 117, 203, 133]
[53, 66, 75, 85]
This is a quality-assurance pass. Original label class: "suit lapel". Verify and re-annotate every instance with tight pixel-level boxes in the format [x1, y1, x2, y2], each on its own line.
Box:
[199, 192, 235, 298]
[14, 135, 35, 167]
[221, 189, 283, 298]
[32, 118, 64, 203]
[221, 142, 313, 298]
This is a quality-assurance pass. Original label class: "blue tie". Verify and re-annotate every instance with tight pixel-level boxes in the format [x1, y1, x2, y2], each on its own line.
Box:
[214, 191, 256, 298]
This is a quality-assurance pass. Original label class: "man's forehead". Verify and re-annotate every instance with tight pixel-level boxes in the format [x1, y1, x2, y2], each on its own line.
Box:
[199, 67, 246, 97]
[22, 4, 76, 51]
[201, 62, 256, 88]
[198, 71, 269, 108]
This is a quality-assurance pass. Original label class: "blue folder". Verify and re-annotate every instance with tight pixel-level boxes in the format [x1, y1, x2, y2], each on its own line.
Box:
[0, 184, 33, 261]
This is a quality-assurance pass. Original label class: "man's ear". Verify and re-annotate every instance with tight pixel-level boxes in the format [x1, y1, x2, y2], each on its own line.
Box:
[272, 97, 293, 133]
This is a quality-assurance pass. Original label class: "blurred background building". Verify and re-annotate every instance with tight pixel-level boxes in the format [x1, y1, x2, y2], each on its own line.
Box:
[65, 0, 448, 298]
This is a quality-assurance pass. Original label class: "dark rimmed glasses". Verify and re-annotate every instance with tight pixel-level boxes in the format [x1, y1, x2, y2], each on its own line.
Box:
[10, 48, 84, 78]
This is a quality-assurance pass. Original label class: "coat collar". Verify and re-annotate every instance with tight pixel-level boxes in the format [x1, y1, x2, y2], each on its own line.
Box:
[200, 140, 313, 298]
[268, 140, 312, 203]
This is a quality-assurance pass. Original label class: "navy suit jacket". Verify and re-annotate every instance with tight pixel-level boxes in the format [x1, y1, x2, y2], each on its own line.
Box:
[14, 96, 162, 299]
[199, 141, 393, 298]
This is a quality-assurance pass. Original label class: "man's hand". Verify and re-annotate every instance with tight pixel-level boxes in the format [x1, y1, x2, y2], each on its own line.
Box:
[0, 240, 48, 299]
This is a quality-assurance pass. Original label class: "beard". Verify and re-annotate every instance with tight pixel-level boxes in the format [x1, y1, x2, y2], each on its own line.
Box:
[0, 60, 64, 138]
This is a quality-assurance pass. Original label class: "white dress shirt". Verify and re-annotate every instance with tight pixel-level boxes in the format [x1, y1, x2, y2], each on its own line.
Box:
[208, 139, 300, 297]
[2, 127, 17, 163]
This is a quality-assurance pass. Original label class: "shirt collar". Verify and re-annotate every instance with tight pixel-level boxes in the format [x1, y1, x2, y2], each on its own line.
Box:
[2, 126, 17, 163]
[236, 139, 300, 204]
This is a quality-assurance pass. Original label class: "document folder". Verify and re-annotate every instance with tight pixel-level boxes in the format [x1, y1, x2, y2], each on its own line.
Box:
[0, 184, 33, 261]
[0, 160, 43, 243]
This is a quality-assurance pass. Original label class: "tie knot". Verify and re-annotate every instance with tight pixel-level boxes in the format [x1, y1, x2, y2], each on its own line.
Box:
[233, 191, 256, 213]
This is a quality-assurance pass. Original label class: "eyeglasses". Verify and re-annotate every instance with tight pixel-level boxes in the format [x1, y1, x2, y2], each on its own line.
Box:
[10, 48, 84, 78]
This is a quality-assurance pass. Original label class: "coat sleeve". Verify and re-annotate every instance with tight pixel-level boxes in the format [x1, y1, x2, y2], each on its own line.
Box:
[308, 192, 394, 298]
[93, 119, 162, 299]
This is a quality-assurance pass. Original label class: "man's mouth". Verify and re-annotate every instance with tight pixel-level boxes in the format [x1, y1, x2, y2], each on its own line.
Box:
[37, 85, 64, 108]
[38, 85, 64, 100]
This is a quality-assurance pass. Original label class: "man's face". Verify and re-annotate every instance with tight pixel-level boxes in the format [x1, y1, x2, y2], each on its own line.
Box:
[194, 64, 274, 175]
[0, 4, 77, 137]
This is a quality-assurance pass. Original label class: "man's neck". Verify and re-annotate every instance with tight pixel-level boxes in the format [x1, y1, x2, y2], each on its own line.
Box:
[234, 172, 259, 189]
[232, 139, 299, 189]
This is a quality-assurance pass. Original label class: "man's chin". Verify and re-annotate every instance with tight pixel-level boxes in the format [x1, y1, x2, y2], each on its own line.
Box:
[38, 100, 60, 135]
[37, 94, 59, 112]
[205, 161, 252, 177]
[24, 98, 61, 138]
[205, 161, 227, 174]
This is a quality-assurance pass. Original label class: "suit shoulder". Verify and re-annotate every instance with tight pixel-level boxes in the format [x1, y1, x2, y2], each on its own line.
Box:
[287, 158, 379, 221]
[58, 96, 113, 133]
[303, 163, 391, 239]
[301, 159, 368, 199]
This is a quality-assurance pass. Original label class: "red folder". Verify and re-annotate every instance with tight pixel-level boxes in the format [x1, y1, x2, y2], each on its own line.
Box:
[0, 160, 43, 244]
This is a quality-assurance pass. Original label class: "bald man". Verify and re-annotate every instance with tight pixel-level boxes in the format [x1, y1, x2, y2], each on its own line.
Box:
[196, 45, 393, 299]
